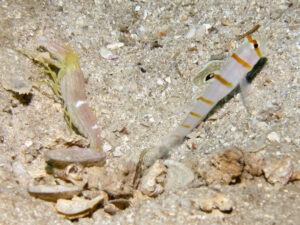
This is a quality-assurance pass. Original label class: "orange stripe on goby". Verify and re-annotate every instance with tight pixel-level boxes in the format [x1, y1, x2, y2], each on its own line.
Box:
[190, 111, 201, 118]
[254, 48, 262, 58]
[213, 74, 233, 87]
[197, 96, 214, 105]
[247, 35, 262, 58]
[231, 53, 252, 70]
[182, 124, 191, 129]
[247, 35, 255, 43]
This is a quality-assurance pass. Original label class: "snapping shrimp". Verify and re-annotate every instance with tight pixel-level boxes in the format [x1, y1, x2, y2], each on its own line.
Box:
[29, 38, 106, 166]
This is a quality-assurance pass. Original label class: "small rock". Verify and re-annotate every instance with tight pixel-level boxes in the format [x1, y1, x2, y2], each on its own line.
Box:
[24, 140, 33, 147]
[100, 160, 137, 196]
[45, 146, 106, 168]
[263, 157, 293, 185]
[113, 146, 123, 157]
[203, 149, 244, 184]
[185, 25, 196, 39]
[221, 18, 234, 26]
[86, 166, 103, 189]
[197, 192, 234, 213]
[28, 184, 83, 201]
[99, 47, 118, 60]
[49, 164, 88, 187]
[102, 142, 113, 152]
[185, 24, 212, 40]
[82, 190, 107, 200]
[164, 160, 194, 190]
[244, 153, 264, 176]
[2, 75, 32, 94]
[139, 160, 167, 197]
[165, 76, 171, 83]
[290, 172, 300, 182]
[104, 203, 119, 215]
[106, 42, 124, 50]
[157, 78, 164, 85]
[56, 195, 104, 219]
[267, 132, 280, 142]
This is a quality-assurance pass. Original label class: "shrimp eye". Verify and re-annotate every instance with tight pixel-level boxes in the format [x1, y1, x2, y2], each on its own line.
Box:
[253, 43, 259, 49]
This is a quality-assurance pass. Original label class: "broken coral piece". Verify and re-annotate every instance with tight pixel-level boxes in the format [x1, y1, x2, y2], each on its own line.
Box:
[28, 184, 82, 201]
[45, 146, 106, 168]
[56, 195, 104, 219]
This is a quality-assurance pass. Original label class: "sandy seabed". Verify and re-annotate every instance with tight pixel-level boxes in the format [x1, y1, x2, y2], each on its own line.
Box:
[0, 0, 299, 224]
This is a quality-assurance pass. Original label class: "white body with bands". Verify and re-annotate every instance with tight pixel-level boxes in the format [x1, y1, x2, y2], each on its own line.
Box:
[159, 35, 264, 155]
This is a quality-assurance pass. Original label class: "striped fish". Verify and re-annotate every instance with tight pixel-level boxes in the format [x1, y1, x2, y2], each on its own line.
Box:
[177, 36, 264, 136]
[154, 35, 267, 162]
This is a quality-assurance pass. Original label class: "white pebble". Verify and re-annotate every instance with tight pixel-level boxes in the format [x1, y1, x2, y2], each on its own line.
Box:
[267, 132, 280, 142]
[165, 77, 171, 83]
[113, 147, 123, 157]
[134, 5, 141, 11]
[99, 47, 118, 60]
[76, 16, 87, 27]
[24, 140, 33, 147]
[102, 142, 112, 152]
[185, 25, 196, 39]
[186, 24, 212, 40]
[106, 42, 124, 50]
[164, 160, 194, 190]
[157, 78, 164, 85]
[284, 137, 291, 143]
